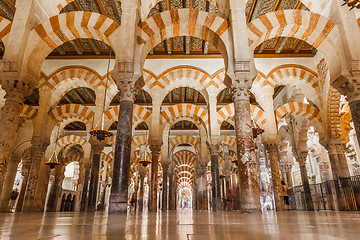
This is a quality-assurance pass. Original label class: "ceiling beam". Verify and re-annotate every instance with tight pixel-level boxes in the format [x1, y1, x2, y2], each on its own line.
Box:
[181, 87, 186, 102]
[247, 0, 258, 23]
[83, 87, 96, 103]
[185, 36, 191, 54]
[72, 89, 86, 104]
[294, 40, 305, 54]
[88, 39, 101, 55]
[69, 40, 83, 55]
[0, 1, 13, 19]
[57, 46, 66, 55]
[168, 91, 172, 103]
[275, 37, 289, 54]
[257, 42, 266, 54]
[194, 91, 199, 103]
[159, 0, 172, 54]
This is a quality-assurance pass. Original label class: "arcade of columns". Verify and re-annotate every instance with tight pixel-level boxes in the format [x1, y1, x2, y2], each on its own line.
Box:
[0, 0, 360, 213]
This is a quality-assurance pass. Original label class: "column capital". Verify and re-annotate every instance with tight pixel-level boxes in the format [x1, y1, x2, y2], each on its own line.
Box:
[30, 137, 49, 157]
[296, 152, 308, 166]
[112, 61, 144, 102]
[209, 143, 220, 156]
[89, 137, 106, 153]
[150, 144, 162, 157]
[1, 79, 34, 103]
[161, 161, 170, 172]
[331, 63, 360, 102]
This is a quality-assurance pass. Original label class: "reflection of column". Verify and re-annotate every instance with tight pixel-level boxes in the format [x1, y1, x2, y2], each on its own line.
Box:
[210, 144, 221, 211]
[265, 142, 285, 211]
[0, 155, 21, 212]
[297, 154, 314, 211]
[109, 77, 137, 213]
[15, 149, 31, 212]
[87, 142, 104, 212]
[0, 79, 32, 194]
[161, 162, 170, 211]
[22, 138, 49, 212]
[149, 145, 161, 212]
[80, 163, 91, 211]
[231, 69, 261, 212]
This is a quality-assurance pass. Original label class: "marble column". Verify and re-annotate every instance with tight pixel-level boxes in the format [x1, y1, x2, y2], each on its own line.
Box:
[149, 145, 161, 212]
[33, 160, 50, 212]
[0, 156, 21, 212]
[210, 144, 221, 211]
[326, 140, 352, 210]
[161, 162, 170, 211]
[137, 164, 146, 211]
[21, 138, 48, 213]
[285, 166, 293, 188]
[87, 142, 104, 212]
[44, 169, 56, 212]
[196, 163, 208, 210]
[297, 155, 314, 211]
[80, 163, 91, 212]
[168, 169, 176, 210]
[46, 168, 63, 212]
[231, 73, 261, 213]
[109, 79, 137, 213]
[265, 142, 285, 211]
[15, 149, 31, 212]
[0, 82, 32, 195]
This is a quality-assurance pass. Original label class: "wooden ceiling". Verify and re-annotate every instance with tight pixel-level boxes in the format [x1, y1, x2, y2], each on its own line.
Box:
[163, 87, 206, 105]
[0, 0, 15, 21]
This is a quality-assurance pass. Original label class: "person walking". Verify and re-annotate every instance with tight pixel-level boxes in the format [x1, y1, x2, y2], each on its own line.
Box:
[8, 189, 19, 212]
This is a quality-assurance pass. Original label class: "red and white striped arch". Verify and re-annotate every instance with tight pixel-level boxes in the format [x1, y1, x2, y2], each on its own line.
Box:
[217, 103, 267, 128]
[101, 151, 114, 164]
[170, 135, 200, 150]
[0, 17, 12, 45]
[27, 12, 120, 78]
[49, 104, 94, 127]
[173, 150, 196, 171]
[21, 105, 38, 120]
[220, 135, 236, 150]
[63, 154, 82, 165]
[137, 8, 230, 65]
[252, 65, 321, 107]
[131, 135, 148, 149]
[161, 104, 209, 127]
[104, 104, 152, 129]
[56, 135, 87, 150]
[275, 102, 323, 135]
[247, 9, 340, 78]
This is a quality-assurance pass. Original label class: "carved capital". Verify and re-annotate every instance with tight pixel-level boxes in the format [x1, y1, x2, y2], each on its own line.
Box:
[162, 161, 170, 172]
[150, 144, 162, 157]
[231, 76, 251, 101]
[1, 79, 34, 103]
[31, 138, 49, 158]
[210, 144, 219, 156]
[90, 139, 105, 154]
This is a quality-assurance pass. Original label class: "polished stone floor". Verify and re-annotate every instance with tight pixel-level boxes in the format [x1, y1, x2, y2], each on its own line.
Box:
[0, 210, 359, 239]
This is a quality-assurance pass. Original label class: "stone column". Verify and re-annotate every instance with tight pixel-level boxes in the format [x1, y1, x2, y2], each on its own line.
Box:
[137, 163, 146, 211]
[209, 144, 221, 211]
[80, 163, 91, 212]
[231, 68, 261, 213]
[196, 162, 208, 210]
[87, 141, 104, 212]
[109, 76, 139, 213]
[46, 167, 63, 212]
[44, 169, 56, 212]
[297, 154, 314, 211]
[149, 144, 161, 212]
[265, 142, 285, 211]
[22, 138, 48, 213]
[0, 79, 32, 195]
[168, 167, 176, 210]
[15, 149, 31, 212]
[285, 166, 293, 188]
[161, 161, 170, 211]
[0, 155, 21, 212]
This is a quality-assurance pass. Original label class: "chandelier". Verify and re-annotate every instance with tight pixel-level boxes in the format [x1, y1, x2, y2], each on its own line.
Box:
[90, 51, 113, 141]
[45, 125, 61, 169]
[231, 158, 238, 166]
[251, 118, 264, 139]
[219, 174, 226, 179]
[342, 0, 360, 10]
[138, 148, 152, 167]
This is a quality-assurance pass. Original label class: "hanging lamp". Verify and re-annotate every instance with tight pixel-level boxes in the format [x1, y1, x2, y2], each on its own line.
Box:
[90, 51, 113, 141]
[45, 125, 61, 169]
[342, 0, 360, 10]
[138, 99, 152, 167]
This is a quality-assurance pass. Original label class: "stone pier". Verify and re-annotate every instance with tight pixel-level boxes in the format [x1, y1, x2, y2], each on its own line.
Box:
[149, 144, 161, 212]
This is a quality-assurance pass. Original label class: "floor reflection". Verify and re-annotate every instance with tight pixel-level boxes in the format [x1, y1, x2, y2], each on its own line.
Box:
[0, 211, 359, 239]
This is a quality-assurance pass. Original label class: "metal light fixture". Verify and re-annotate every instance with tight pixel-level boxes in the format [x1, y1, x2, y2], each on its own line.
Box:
[251, 118, 264, 139]
[138, 150, 152, 167]
[90, 51, 113, 141]
[45, 125, 61, 169]
[219, 174, 226, 179]
[342, 0, 360, 10]
[231, 158, 238, 166]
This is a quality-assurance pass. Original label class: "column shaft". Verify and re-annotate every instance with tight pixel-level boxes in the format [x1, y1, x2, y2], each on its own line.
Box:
[298, 157, 314, 211]
[266, 143, 285, 211]
[87, 152, 101, 212]
[109, 100, 134, 213]
[149, 146, 161, 211]
[15, 157, 31, 212]
[80, 166, 90, 212]
[349, 100, 360, 147]
[210, 146, 221, 211]
[22, 140, 48, 213]
[232, 80, 261, 212]
[161, 165, 169, 211]
[0, 98, 24, 194]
